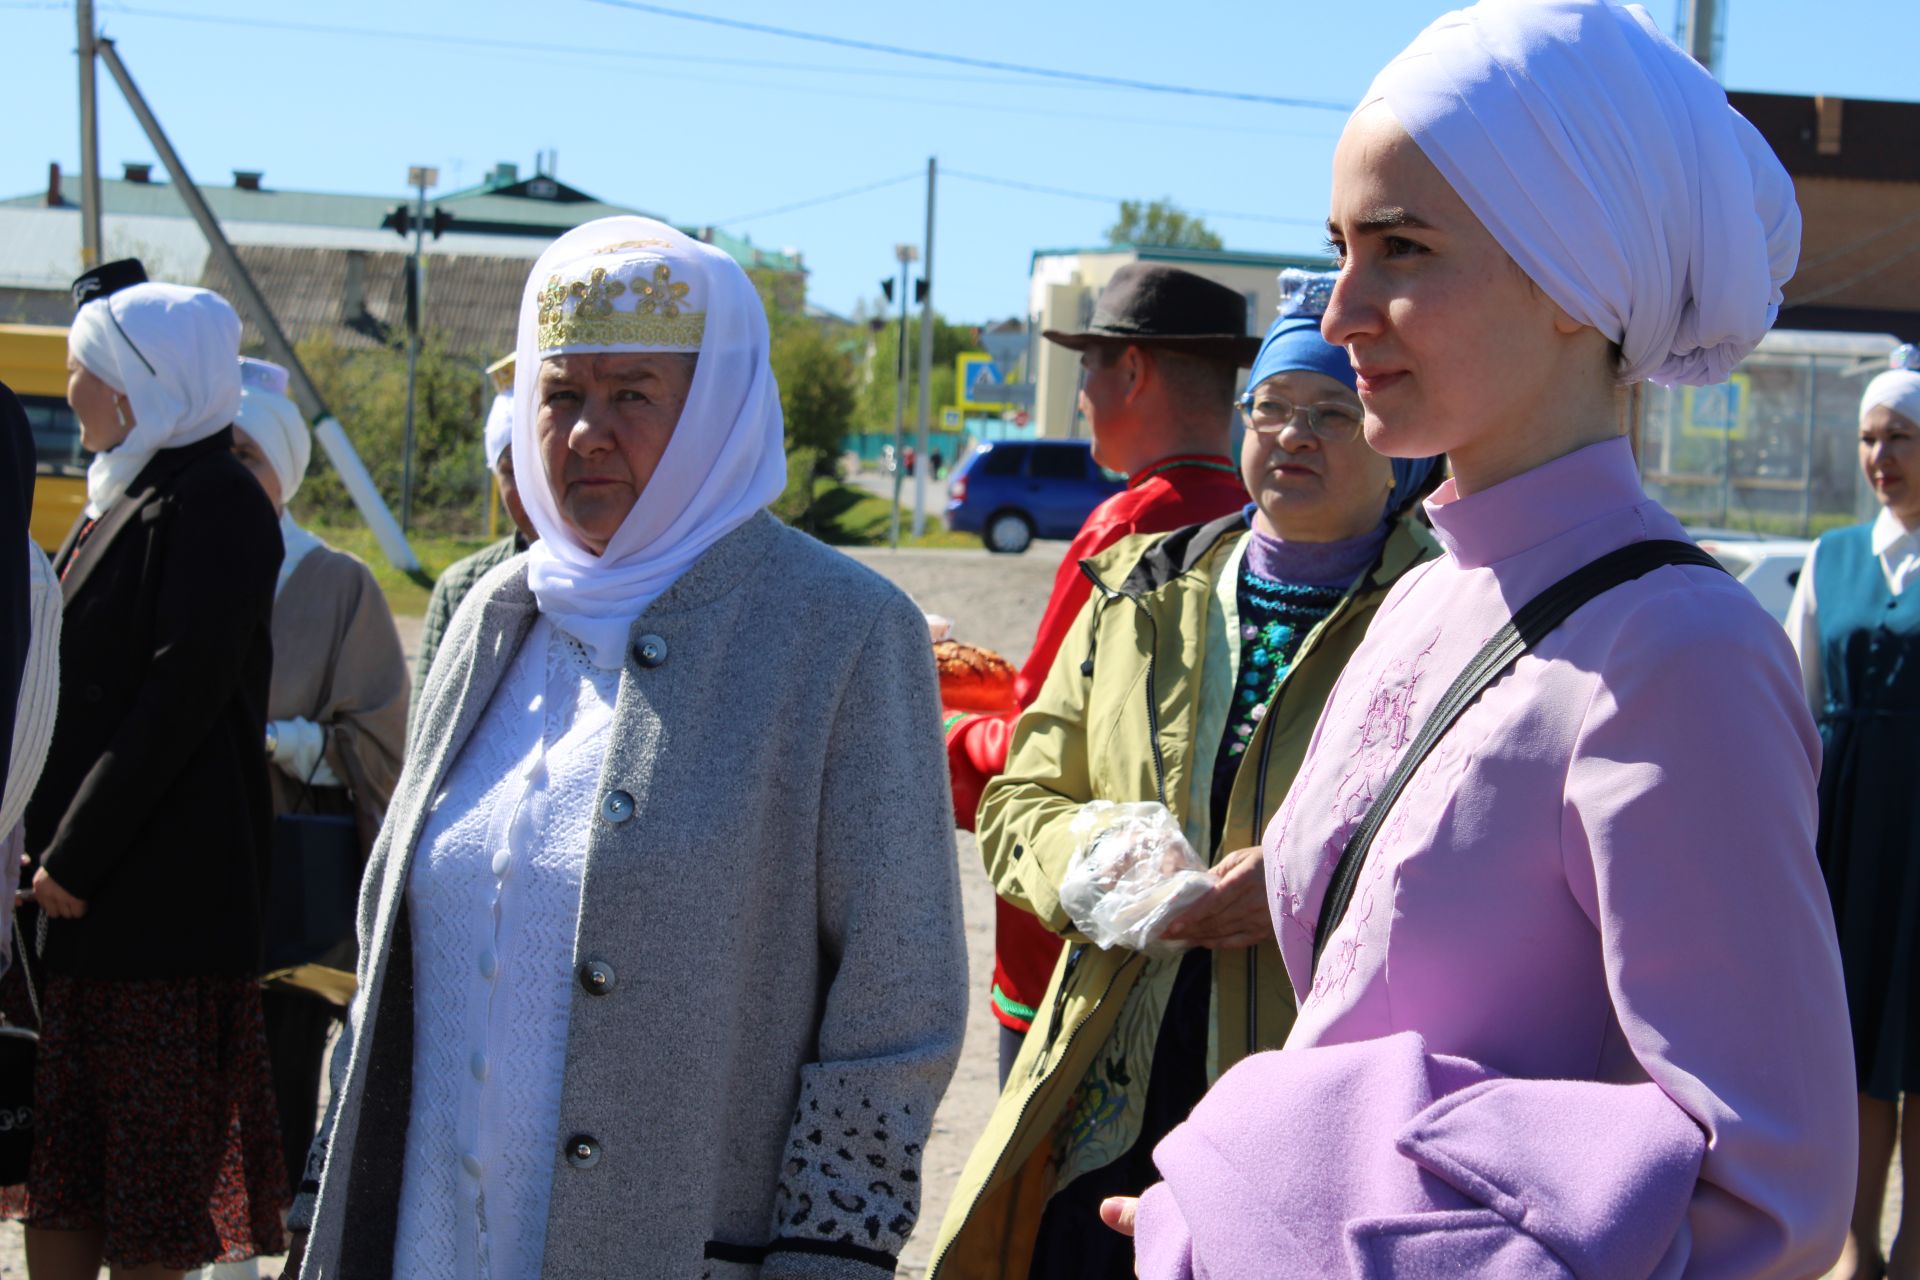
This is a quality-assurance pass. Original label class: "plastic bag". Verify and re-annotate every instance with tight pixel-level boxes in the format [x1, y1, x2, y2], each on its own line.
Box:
[1059, 801, 1216, 954]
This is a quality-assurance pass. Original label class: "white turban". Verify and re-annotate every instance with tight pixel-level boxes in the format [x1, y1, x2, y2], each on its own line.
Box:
[511, 216, 786, 666]
[69, 282, 242, 516]
[233, 356, 311, 505]
[483, 393, 513, 466]
[1362, 0, 1800, 387]
[1864, 372, 1920, 428]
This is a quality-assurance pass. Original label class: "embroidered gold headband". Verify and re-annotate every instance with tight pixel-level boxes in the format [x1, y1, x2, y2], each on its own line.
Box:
[535, 260, 705, 353]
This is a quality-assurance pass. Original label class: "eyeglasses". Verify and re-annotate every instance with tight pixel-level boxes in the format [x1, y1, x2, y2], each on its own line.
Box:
[1238, 391, 1364, 442]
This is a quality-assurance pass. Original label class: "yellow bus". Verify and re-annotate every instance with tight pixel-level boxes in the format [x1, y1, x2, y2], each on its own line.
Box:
[0, 323, 89, 551]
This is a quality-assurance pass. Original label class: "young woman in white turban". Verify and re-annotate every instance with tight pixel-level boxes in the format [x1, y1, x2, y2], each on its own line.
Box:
[1110, 2, 1856, 1276]
[284, 217, 967, 1280]
[226, 355, 410, 1206]
[1788, 346, 1920, 1279]
[11, 283, 287, 1276]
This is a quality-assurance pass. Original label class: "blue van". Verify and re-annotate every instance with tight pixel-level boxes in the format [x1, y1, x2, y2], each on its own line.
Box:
[944, 440, 1126, 554]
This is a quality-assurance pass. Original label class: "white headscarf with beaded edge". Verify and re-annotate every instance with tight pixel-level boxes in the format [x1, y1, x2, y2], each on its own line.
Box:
[510, 217, 786, 667]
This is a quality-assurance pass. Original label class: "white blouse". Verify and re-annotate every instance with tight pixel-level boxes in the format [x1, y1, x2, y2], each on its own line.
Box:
[393, 617, 620, 1280]
[1786, 506, 1920, 713]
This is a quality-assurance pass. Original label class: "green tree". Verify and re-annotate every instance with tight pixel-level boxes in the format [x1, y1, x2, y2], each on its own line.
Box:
[289, 330, 492, 536]
[854, 314, 973, 434]
[771, 316, 858, 464]
[1105, 199, 1224, 250]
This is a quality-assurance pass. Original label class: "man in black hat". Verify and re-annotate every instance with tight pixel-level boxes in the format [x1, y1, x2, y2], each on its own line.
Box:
[943, 262, 1257, 1082]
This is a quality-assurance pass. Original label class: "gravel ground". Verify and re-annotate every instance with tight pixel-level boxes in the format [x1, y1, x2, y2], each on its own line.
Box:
[1, 538, 1878, 1278]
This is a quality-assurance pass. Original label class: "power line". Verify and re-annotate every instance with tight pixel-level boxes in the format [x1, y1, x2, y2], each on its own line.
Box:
[1794, 206, 1920, 274]
[90, 3, 1100, 90]
[67, 4, 1343, 146]
[945, 169, 1327, 229]
[86, 3, 1340, 145]
[1787, 236, 1920, 308]
[707, 172, 923, 226]
[580, 0, 1352, 112]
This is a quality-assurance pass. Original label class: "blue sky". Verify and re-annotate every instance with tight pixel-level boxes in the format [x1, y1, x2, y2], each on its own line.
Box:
[2, 0, 1909, 324]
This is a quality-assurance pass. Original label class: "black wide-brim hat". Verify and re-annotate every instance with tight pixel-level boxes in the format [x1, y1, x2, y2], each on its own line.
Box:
[1043, 262, 1262, 367]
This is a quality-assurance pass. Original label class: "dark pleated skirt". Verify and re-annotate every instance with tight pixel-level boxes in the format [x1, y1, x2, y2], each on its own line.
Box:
[1820, 714, 1920, 1101]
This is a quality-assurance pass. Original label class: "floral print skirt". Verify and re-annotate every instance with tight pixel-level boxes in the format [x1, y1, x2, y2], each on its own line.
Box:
[0, 969, 289, 1268]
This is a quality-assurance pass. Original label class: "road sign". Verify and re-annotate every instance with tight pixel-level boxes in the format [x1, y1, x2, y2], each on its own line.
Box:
[1013, 410, 1030, 427]
[942, 407, 962, 429]
[1681, 372, 1751, 440]
[957, 352, 1014, 411]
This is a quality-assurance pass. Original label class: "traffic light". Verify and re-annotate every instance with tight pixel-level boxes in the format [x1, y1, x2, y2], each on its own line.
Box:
[914, 278, 929, 304]
[382, 205, 454, 239]
[879, 278, 895, 303]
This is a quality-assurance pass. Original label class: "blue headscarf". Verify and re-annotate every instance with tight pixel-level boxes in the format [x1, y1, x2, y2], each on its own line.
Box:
[1243, 269, 1441, 517]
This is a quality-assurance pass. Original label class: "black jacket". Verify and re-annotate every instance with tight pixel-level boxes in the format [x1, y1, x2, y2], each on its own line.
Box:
[27, 429, 282, 978]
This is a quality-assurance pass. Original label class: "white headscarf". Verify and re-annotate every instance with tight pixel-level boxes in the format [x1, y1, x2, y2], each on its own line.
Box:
[511, 216, 786, 666]
[69, 282, 243, 516]
[1864, 372, 1920, 428]
[1361, 0, 1800, 387]
[483, 393, 514, 467]
[233, 356, 312, 505]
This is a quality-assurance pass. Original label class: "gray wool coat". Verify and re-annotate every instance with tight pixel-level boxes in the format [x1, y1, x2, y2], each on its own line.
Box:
[291, 512, 969, 1279]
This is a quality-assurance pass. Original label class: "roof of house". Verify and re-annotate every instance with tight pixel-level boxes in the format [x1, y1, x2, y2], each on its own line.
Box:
[199, 244, 530, 357]
[3, 165, 805, 275]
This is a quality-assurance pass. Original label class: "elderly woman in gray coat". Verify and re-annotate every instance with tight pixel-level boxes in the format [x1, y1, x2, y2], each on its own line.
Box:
[285, 217, 968, 1280]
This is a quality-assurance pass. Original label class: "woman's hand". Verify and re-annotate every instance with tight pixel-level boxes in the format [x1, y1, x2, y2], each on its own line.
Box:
[30, 868, 86, 919]
[1161, 845, 1271, 949]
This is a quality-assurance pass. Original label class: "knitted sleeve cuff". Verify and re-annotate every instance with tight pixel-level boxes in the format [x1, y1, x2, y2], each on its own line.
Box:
[758, 1238, 898, 1280]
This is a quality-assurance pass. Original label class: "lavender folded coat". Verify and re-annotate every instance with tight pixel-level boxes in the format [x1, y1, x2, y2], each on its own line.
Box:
[1134, 1032, 1705, 1279]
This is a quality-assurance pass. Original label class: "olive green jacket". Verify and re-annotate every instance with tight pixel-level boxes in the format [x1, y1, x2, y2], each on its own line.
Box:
[927, 509, 1438, 1280]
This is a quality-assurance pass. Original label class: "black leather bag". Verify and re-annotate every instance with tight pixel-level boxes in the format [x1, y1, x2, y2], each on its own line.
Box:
[265, 749, 362, 985]
[264, 809, 360, 976]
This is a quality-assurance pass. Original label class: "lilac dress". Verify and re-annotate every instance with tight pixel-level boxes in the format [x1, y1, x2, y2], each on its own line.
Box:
[1263, 439, 1854, 1277]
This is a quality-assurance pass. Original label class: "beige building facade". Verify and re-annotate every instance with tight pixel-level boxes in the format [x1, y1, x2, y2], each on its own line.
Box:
[1026, 244, 1328, 438]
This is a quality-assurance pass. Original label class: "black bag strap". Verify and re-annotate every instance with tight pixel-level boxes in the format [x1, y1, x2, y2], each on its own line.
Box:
[1309, 539, 1727, 981]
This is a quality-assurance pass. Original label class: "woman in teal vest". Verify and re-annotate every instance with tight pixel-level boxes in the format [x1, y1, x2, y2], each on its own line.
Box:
[1789, 344, 1920, 1280]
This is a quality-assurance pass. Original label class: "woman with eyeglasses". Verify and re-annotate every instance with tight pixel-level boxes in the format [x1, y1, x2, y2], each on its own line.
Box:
[930, 274, 1439, 1279]
[7, 282, 287, 1279]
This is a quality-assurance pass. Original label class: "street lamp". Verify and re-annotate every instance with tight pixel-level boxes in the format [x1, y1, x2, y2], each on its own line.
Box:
[887, 243, 918, 547]
[400, 165, 438, 533]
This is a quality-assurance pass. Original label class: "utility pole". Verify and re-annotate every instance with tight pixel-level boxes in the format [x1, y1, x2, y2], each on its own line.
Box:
[913, 156, 936, 538]
[888, 243, 917, 549]
[76, 0, 102, 265]
[1682, 0, 1723, 77]
[400, 165, 436, 534]
[93, 37, 419, 570]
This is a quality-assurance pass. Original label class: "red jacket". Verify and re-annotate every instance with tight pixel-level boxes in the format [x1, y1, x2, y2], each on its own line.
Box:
[944, 454, 1248, 1031]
